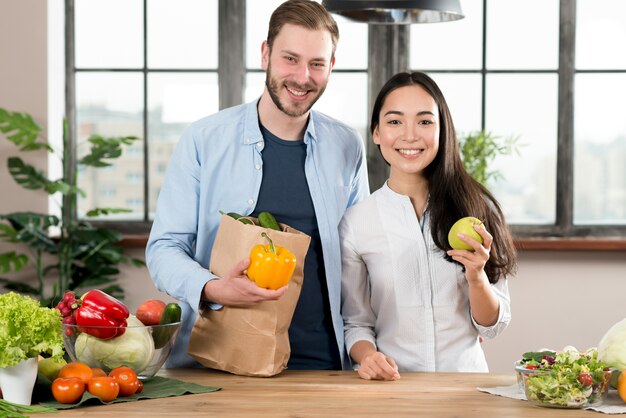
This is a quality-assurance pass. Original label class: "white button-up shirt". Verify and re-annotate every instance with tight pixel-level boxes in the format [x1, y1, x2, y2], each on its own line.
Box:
[340, 183, 511, 372]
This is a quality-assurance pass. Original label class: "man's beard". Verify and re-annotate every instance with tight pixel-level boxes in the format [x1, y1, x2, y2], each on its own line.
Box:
[265, 62, 326, 117]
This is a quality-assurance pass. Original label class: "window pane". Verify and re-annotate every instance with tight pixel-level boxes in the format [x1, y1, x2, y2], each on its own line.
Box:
[486, 0, 558, 70]
[76, 73, 144, 220]
[576, 0, 626, 69]
[332, 15, 368, 70]
[410, 0, 483, 70]
[315, 73, 368, 140]
[75, 0, 143, 69]
[574, 74, 626, 224]
[485, 74, 558, 224]
[246, 0, 367, 70]
[147, 73, 219, 218]
[426, 73, 482, 135]
[245, 72, 368, 141]
[147, 0, 218, 69]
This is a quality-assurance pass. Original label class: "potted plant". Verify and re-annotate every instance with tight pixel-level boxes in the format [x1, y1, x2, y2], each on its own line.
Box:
[0, 108, 144, 307]
[0, 291, 64, 405]
[459, 130, 520, 187]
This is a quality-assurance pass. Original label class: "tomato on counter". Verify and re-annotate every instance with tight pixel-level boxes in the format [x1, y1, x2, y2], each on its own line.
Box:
[109, 366, 140, 397]
[58, 361, 94, 384]
[52, 377, 85, 404]
[87, 376, 119, 402]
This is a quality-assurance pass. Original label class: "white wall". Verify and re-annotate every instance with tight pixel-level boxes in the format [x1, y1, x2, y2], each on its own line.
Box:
[483, 250, 626, 371]
[1, 0, 625, 373]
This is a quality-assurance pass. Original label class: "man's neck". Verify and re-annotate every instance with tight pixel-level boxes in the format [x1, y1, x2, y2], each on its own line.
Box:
[257, 90, 309, 141]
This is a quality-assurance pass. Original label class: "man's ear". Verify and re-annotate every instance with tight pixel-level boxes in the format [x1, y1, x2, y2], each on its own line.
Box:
[330, 55, 336, 71]
[261, 40, 270, 70]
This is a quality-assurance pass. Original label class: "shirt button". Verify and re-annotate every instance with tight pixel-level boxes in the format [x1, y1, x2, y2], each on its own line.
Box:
[255, 164, 261, 170]
[256, 142, 262, 148]
[248, 199, 254, 205]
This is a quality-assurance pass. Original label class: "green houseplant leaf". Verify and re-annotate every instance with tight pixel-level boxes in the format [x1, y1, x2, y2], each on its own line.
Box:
[459, 130, 521, 187]
[0, 106, 144, 305]
[86, 207, 133, 217]
[0, 212, 59, 251]
[0, 108, 52, 152]
[79, 134, 140, 167]
[0, 251, 29, 273]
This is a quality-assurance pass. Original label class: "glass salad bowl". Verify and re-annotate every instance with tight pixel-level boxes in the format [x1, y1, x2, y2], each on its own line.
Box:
[514, 349, 612, 409]
[62, 315, 181, 380]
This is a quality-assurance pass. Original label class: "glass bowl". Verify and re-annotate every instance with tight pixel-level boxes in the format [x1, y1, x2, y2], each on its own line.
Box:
[62, 319, 181, 380]
[515, 363, 612, 408]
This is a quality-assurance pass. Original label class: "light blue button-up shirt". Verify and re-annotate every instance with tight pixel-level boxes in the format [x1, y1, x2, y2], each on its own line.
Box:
[146, 99, 370, 368]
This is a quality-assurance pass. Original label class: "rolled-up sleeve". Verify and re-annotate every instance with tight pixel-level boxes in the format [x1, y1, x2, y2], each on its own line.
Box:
[340, 215, 377, 357]
[471, 277, 511, 340]
[146, 127, 216, 315]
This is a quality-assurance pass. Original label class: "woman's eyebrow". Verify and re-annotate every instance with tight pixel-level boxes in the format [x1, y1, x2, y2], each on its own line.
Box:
[383, 110, 435, 117]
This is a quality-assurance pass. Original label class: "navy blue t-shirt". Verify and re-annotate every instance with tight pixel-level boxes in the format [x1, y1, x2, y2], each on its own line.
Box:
[251, 123, 341, 370]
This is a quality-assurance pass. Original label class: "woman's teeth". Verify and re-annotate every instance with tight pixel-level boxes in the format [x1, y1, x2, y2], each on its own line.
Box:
[398, 149, 421, 155]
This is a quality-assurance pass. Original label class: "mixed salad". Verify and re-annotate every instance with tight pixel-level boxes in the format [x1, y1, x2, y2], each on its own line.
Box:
[516, 347, 611, 408]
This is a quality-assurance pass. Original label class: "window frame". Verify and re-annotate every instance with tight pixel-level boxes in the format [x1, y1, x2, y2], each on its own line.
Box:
[65, 0, 626, 248]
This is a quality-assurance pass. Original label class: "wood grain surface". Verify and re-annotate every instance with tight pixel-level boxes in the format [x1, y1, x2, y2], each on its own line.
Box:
[34, 369, 604, 417]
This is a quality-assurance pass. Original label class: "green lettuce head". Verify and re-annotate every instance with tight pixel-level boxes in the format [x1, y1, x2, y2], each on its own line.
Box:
[0, 292, 64, 368]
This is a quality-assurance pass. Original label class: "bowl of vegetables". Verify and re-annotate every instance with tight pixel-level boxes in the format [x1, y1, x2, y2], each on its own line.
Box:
[515, 347, 612, 409]
[57, 290, 182, 380]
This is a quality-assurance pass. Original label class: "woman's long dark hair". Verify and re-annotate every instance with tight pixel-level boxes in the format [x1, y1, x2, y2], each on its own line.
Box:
[370, 72, 518, 283]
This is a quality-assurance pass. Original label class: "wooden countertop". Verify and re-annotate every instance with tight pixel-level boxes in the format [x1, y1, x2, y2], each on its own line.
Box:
[34, 369, 605, 417]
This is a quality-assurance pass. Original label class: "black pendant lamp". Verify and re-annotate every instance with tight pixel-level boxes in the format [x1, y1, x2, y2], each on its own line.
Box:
[322, 0, 464, 24]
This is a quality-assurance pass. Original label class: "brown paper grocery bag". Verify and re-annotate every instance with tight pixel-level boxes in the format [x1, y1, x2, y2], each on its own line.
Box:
[187, 214, 311, 377]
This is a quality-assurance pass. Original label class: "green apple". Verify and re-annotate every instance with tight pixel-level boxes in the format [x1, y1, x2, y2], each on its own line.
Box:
[448, 216, 484, 251]
[37, 356, 67, 382]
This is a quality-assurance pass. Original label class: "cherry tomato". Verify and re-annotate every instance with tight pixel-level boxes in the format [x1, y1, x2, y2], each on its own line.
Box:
[87, 376, 119, 402]
[135, 299, 166, 326]
[58, 361, 94, 384]
[136, 380, 144, 394]
[525, 365, 537, 370]
[51, 377, 85, 404]
[578, 372, 593, 386]
[109, 366, 140, 397]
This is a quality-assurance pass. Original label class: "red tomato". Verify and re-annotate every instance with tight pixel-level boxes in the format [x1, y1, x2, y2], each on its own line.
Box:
[136, 380, 144, 394]
[52, 377, 85, 404]
[135, 299, 167, 326]
[578, 372, 593, 386]
[91, 367, 107, 377]
[58, 361, 94, 384]
[87, 376, 119, 402]
[109, 366, 140, 397]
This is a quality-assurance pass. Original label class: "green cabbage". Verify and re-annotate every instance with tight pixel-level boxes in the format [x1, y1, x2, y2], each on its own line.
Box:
[598, 317, 626, 370]
[75, 315, 154, 373]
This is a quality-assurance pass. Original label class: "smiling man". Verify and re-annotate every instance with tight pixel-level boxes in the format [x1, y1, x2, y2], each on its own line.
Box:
[146, 0, 369, 370]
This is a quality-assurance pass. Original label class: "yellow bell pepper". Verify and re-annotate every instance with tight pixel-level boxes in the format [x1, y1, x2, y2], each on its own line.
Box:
[247, 232, 297, 290]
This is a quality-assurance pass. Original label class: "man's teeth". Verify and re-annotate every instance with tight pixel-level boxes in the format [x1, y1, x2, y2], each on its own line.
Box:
[398, 149, 421, 155]
[287, 86, 306, 96]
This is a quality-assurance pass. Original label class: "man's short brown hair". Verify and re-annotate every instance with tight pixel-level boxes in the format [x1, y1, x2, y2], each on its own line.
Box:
[267, 0, 339, 57]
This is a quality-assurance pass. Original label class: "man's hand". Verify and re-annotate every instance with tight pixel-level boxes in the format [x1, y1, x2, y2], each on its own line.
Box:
[202, 258, 288, 306]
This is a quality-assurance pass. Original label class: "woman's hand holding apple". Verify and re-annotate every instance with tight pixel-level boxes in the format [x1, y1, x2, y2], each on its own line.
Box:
[446, 220, 493, 286]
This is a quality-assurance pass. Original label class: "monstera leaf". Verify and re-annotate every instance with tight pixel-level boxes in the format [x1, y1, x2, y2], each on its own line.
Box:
[0, 108, 51, 151]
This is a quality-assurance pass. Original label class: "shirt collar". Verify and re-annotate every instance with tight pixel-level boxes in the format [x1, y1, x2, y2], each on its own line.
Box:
[242, 98, 318, 145]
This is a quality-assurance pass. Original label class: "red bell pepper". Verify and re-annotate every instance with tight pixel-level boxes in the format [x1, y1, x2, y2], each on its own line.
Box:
[75, 289, 129, 339]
